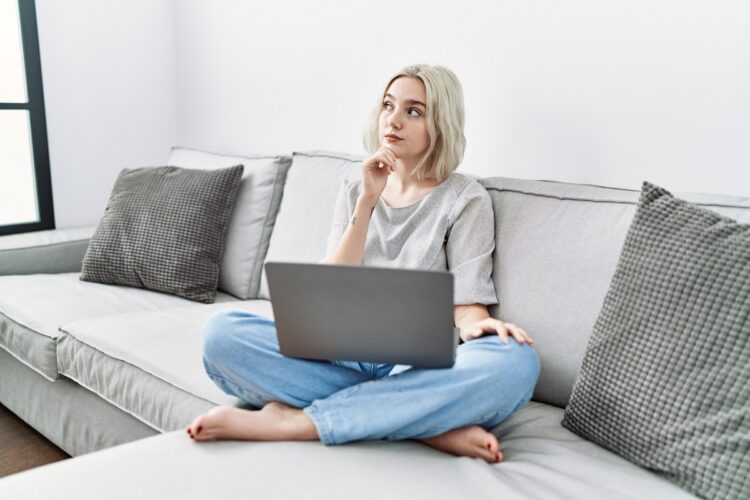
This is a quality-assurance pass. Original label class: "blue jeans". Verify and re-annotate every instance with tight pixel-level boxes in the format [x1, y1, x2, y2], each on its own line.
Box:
[201, 310, 541, 446]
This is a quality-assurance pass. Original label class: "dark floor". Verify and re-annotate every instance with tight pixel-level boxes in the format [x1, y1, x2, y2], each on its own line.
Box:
[0, 403, 70, 478]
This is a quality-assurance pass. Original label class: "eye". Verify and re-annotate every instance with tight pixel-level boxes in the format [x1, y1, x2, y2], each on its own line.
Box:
[408, 107, 423, 117]
[383, 101, 394, 111]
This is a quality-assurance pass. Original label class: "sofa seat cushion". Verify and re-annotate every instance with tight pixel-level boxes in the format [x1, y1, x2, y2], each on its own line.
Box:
[0, 273, 238, 381]
[0, 401, 696, 500]
[498, 403, 697, 499]
[56, 301, 274, 433]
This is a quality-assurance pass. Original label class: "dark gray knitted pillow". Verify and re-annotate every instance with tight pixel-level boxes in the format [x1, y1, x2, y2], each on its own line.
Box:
[80, 165, 244, 303]
[562, 182, 750, 499]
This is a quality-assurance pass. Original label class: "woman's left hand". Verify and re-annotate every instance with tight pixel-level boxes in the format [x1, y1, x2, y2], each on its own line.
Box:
[460, 318, 534, 345]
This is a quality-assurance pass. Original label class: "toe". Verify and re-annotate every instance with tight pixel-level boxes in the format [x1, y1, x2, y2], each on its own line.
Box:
[187, 415, 206, 437]
[486, 434, 499, 453]
[483, 448, 502, 463]
[481, 444, 495, 462]
[482, 434, 502, 462]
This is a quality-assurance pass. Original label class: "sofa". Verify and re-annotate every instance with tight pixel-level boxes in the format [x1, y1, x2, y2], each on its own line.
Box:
[0, 147, 747, 499]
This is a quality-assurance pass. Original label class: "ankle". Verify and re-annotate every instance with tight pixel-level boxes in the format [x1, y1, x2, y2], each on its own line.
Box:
[291, 410, 319, 440]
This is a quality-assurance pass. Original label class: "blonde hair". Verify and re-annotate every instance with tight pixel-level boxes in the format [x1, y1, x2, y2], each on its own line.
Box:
[363, 64, 466, 181]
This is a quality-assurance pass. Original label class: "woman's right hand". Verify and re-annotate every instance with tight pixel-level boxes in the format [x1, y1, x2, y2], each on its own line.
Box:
[360, 146, 397, 201]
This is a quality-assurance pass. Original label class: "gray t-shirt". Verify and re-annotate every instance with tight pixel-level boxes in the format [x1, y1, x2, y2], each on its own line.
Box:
[325, 172, 498, 306]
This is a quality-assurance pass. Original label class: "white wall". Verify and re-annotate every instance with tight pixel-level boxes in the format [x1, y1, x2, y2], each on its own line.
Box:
[36, 0, 178, 228]
[174, 0, 750, 196]
[36, 0, 750, 229]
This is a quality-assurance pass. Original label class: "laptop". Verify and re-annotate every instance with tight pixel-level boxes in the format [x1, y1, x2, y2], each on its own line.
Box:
[264, 262, 460, 368]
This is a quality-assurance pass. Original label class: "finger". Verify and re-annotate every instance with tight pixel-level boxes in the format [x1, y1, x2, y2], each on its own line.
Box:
[506, 324, 527, 344]
[379, 151, 395, 168]
[468, 329, 483, 341]
[371, 155, 391, 171]
[382, 147, 397, 165]
[519, 327, 534, 344]
[496, 326, 509, 344]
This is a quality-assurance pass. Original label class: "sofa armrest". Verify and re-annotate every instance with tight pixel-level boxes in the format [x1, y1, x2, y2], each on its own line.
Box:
[0, 226, 96, 276]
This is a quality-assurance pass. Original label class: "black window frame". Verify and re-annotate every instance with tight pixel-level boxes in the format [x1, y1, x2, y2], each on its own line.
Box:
[0, 0, 54, 236]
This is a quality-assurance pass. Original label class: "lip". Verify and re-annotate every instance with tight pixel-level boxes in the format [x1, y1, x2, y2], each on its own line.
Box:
[384, 134, 403, 141]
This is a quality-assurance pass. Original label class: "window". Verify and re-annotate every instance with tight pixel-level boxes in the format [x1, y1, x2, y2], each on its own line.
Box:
[0, 0, 53, 236]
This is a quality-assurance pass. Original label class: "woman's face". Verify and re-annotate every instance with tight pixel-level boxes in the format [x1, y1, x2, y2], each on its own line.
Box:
[378, 77, 430, 163]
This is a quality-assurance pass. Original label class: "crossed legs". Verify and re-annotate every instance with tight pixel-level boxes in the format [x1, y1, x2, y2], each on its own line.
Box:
[186, 311, 539, 463]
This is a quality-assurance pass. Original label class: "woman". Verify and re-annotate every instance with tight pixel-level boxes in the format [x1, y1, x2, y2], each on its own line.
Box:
[186, 64, 540, 464]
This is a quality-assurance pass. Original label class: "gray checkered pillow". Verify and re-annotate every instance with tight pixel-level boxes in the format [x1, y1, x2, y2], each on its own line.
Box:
[80, 165, 244, 303]
[562, 182, 750, 499]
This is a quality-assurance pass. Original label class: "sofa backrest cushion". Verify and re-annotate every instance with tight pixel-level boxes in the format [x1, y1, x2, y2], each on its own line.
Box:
[168, 147, 292, 300]
[480, 177, 750, 408]
[258, 151, 363, 299]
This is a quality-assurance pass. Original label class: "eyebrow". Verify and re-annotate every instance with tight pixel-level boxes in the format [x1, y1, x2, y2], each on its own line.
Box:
[384, 93, 426, 108]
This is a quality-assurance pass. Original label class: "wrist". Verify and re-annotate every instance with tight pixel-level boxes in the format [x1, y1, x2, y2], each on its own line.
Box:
[357, 193, 380, 206]
[349, 195, 378, 227]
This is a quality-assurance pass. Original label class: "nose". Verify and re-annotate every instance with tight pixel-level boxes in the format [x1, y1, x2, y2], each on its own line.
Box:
[386, 110, 402, 129]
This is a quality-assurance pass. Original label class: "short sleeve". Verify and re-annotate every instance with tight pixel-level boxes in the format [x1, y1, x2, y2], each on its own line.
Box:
[446, 183, 498, 305]
[323, 179, 352, 262]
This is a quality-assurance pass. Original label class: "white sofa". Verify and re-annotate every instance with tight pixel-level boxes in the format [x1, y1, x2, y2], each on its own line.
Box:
[1, 148, 748, 499]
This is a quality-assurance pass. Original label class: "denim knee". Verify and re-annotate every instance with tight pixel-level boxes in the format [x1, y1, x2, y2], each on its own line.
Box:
[201, 310, 237, 367]
[506, 340, 540, 379]
[478, 338, 541, 405]
[513, 342, 541, 397]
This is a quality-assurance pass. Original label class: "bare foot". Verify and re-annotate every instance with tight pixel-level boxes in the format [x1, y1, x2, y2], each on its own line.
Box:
[185, 401, 318, 442]
[419, 425, 503, 463]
